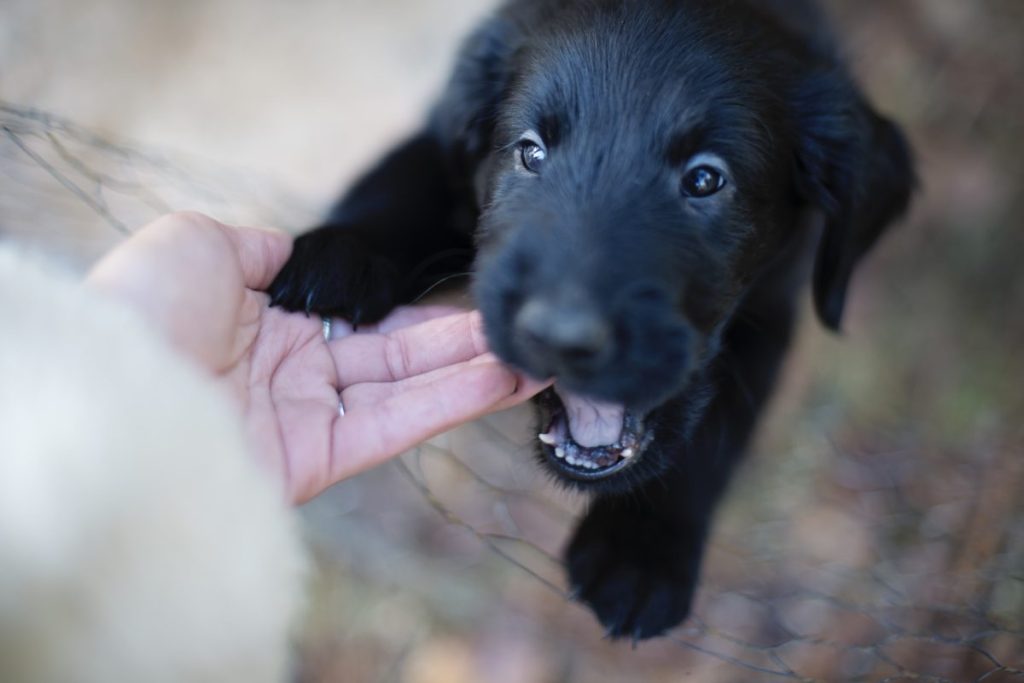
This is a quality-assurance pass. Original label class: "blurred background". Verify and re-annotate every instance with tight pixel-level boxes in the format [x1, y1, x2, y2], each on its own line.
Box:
[2, 0, 1022, 681]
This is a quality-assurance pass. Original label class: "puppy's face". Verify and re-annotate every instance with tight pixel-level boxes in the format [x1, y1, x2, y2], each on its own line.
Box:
[473, 14, 802, 491]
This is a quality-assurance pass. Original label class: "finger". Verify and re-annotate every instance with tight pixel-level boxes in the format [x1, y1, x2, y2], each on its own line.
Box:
[340, 365, 471, 409]
[373, 305, 469, 333]
[339, 354, 552, 411]
[329, 359, 522, 481]
[324, 305, 464, 341]
[219, 224, 294, 291]
[338, 352, 499, 407]
[328, 310, 488, 384]
[489, 371, 554, 411]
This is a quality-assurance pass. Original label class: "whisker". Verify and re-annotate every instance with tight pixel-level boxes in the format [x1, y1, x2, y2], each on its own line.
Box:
[412, 271, 474, 304]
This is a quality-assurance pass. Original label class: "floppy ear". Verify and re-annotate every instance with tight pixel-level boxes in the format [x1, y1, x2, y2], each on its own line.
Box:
[793, 71, 915, 330]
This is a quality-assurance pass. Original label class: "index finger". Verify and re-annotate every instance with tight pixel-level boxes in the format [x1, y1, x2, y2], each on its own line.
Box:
[328, 310, 490, 385]
[327, 358, 545, 482]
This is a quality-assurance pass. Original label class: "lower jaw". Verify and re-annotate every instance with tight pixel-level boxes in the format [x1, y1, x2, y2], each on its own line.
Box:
[540, 443, 644, 482]
[535, 389, 654, 482]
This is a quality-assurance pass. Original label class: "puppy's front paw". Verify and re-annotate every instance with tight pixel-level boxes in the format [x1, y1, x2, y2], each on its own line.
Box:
[269, 227, 401, 325]
[567, 496, 703, 640]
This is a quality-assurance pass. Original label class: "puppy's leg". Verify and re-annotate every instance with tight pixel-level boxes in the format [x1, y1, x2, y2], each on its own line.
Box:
[567, 432, 736, 640]
[269, 132, 474, 325]
[567, 299, 799, 640]
[567, 467, 713, 640]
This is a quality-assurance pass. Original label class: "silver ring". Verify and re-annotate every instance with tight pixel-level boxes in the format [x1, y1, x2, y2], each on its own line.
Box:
[338, 398, 346, 417]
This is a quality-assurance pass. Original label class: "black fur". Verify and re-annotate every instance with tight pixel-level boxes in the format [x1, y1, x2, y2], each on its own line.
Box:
[270, 0, 914, 640]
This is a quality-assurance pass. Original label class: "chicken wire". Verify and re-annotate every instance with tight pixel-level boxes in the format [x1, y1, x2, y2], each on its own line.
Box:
[0, 101, 319, 267]
[2, 99, 1022, 683]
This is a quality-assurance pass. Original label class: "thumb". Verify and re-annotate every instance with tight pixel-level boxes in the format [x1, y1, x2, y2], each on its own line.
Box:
[220, 224, 294, 291]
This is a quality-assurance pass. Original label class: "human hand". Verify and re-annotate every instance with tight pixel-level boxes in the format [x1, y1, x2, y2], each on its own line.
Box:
[87, 212, 549, 503]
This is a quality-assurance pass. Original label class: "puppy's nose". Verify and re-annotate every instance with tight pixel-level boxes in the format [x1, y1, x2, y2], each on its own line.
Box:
[515, 297, 612, 369]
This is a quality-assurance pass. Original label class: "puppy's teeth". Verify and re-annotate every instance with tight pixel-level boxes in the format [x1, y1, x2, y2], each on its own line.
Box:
[538, 433, 557, 445]
[555, 447, 566, 459]
[622, 448, 635, 459]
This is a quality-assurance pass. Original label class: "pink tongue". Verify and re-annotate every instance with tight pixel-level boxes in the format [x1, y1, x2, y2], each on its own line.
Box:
[554, 386, 625, 448]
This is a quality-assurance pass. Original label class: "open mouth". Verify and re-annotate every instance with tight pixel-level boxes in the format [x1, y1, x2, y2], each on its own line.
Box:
[536, 386, 653, 481]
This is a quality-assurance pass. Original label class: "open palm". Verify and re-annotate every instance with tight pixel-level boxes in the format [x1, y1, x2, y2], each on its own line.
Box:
[88, 213, 547, 503]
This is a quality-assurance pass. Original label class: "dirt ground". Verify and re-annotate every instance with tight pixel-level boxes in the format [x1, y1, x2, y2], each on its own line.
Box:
[2, 1, 1023, 681]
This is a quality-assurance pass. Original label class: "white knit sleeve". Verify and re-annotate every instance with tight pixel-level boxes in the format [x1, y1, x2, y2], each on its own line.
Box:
[0, 246, 306, 683]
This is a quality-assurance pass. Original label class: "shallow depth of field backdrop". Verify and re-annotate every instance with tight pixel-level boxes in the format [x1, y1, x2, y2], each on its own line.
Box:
[2, 1, 1023, 681]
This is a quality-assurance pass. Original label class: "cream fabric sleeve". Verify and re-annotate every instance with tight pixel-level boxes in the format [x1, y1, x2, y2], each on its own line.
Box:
[0, 246, 306, 683]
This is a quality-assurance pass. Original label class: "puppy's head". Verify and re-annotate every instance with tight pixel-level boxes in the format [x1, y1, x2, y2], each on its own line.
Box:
[454, 3, 913, 491]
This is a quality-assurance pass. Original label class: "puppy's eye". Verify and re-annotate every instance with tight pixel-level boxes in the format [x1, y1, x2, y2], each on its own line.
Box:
[681, 166, 726, 198]
[519, 141, 547, 174]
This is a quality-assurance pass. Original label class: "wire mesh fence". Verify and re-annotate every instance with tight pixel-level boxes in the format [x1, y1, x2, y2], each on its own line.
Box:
[366, 411, 1024, 683]
[0, 102, 318, 268]
[3, 2, 1023, 672]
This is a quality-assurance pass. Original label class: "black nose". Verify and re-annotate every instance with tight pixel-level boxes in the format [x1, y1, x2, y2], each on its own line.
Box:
[514, 297, 612, 370]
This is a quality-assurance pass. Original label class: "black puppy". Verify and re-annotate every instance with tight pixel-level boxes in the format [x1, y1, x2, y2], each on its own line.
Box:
[270, 0, 914, 640]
